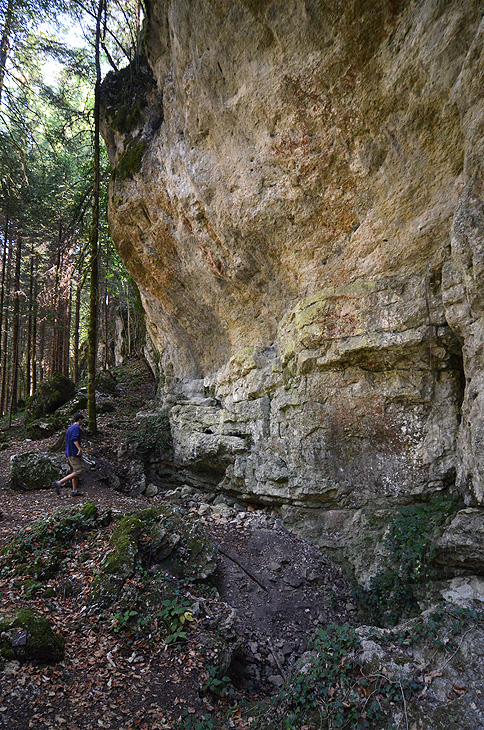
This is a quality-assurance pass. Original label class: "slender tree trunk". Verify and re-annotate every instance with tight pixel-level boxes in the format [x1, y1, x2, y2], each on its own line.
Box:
[0, 0, 13, 106]
[0, 211, 9, 364]
[31, 256, 38, 393]
[73, 275, 81, 384]
[25, 253, 34, 396]
[87, 0, 104, 433]
[9, 234, 22, 426]
[51, 226, 62, 374]
[38, 319, 45, 383]
[104, 279, 109, 369]
[125, 280, 131, 357]
[63, 279, 72, 377]
[0, 236, 12, 415]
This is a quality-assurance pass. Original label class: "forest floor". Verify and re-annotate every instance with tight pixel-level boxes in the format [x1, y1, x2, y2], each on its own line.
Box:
[0, 360, 359, 730]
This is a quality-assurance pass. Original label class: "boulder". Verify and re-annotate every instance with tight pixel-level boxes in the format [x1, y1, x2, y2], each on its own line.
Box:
[24, 417, 65, 440]
[90, 506, 217, 608]
[9, 452, 67, 491]
[24, 373, 75, 422]
[0, 609, 64, 663]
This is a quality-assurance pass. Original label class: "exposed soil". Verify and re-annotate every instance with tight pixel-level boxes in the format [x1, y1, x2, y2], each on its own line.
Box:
[0, 360, 358, 730]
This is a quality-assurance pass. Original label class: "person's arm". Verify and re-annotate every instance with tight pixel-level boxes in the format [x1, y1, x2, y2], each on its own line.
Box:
[74, 440, 82, 456]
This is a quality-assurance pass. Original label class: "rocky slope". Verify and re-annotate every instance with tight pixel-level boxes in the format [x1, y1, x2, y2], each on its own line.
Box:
[100, 1, 484, 582]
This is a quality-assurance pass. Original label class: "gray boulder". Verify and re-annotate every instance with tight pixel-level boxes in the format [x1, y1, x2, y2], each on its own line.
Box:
[24, 373, 75, 422]
[9, 452, 67, 491]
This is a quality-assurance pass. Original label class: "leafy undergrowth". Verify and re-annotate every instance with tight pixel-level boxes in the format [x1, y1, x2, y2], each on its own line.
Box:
[0, 502, 242, 730]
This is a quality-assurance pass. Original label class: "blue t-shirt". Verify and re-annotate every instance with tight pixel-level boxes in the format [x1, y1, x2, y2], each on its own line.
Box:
[65, 423, 81, 457]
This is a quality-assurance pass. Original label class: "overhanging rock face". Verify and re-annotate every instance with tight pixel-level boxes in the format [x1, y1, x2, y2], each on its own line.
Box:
[101, 0, 484, 575]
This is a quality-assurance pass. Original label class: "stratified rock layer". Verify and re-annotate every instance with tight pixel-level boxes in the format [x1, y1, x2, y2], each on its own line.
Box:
[101, 1, 484, 574]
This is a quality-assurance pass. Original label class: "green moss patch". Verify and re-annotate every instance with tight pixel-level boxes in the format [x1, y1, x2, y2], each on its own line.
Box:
[24, 372, 75, 422]
[90, 505, 216, 610]
[0, 609, 64, 663]
[117, 137, 147, 180]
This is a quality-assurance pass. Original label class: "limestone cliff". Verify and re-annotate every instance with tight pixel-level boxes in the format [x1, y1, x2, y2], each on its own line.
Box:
[101, 0, 484, 579]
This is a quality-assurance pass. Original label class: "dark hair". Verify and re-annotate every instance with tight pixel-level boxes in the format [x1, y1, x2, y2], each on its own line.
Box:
[73, 413, 85, 422]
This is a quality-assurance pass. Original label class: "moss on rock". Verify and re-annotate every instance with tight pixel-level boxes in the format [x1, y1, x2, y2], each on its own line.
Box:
[24, 373, 75, 422]
[24, 416, 66, 440]
[102, 57, 156, 135]
[9, 452, 66, 491]
[0, 609, 64, 663]
[90, 515, 143, 607]
[117, 137, 147, 180]
[90, 505, 216, 609]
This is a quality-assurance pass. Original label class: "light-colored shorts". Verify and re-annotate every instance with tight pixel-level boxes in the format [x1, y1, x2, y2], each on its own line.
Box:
[67, 456, 84, 476]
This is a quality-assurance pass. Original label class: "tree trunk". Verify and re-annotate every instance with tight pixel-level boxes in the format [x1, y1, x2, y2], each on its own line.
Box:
[9, 234, 22, 425]
[73, 275, 81, 384]
[0, 211, 9, 364]
[63, 278, 72, 377]
[25, 253, 34, 396]
[87, 0, 104, 433]
[38, 318, 45, 384]
[51, 225, 62, 374]
[0, 236, 12, 415]
[31, 256, 38, 393]
[0, 0, 13, 106]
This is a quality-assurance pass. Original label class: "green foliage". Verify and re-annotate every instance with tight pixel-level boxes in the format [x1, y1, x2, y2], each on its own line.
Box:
[159, 597, 194, 644]
[135, 411, 172, 456]
[173, 712, 219, 730]
[0, 504, 102, 582]
[108, 569, 196, 645]
[246, 621, 427, 730]
[202, 664, 233, 697]
[357, 495, 461, 626]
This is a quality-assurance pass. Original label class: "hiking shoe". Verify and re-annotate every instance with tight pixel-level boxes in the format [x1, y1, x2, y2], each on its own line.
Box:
[52, 481, 61, 496]
[71, 490, 84, 497]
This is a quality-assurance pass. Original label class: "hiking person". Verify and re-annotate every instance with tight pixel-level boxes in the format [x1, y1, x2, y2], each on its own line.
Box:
[53, 413, 85, 496]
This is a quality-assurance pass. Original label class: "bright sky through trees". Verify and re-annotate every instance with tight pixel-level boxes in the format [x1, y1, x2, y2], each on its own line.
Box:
[40, 13, 109, 86]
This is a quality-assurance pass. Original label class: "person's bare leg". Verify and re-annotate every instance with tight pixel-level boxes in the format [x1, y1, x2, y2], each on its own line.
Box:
[59, 472, 76, 486]
[71, 475, 79, 494]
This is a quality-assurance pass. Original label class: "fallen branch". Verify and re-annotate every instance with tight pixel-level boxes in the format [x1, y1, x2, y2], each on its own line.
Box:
[216, 546, 268, 592]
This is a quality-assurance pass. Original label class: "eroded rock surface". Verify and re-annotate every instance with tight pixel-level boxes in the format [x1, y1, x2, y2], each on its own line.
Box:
[102, 1, 484, 580]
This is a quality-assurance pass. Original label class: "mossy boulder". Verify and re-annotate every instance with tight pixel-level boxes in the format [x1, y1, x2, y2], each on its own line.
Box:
[9, 452, 66, 491]
[24, 416, 66, 440]
[150, 505, 217, 581]
[25, 373, 75, 423]
[0, 609, 64, 663]
[90, 514, 143, 607]
[54, 393, 88, 418]
[90, 506, 216, 609]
